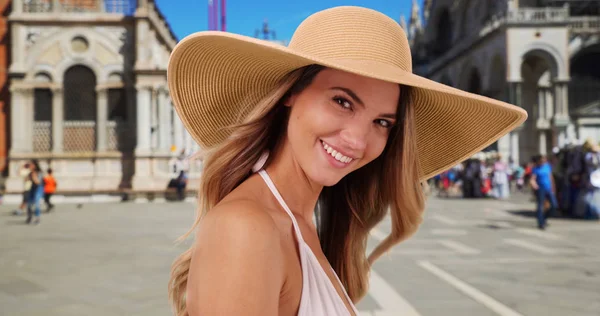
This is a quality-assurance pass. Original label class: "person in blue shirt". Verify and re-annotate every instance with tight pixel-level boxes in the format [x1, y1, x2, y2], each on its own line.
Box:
[529, 155, 558, 230]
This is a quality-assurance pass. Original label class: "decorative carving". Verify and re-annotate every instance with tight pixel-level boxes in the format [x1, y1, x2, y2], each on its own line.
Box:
[25, 26, 60, 51]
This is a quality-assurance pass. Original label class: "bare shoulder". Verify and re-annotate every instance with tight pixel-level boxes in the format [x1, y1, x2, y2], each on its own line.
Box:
[198, 198, 281, 245]
[187, 198, 284, 316]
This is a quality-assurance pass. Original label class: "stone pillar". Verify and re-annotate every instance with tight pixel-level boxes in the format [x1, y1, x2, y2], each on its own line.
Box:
[552, 80, 570, 149]
[498, 134, 511, 163]
[173, 106, 184, 153]
[135, 86, 152, 155]
[553, 81, 569, 121]
[10, 25, 26, 75]
[96, 87, 108, 151]
[185, 130, 194, 156]
[510, 131, 520, 165]
[14, 0, 22, 13]
[132, 85, 155, 191]
[150, 89, 158, 151]
[537, 89, 546, 119]
[158, 89, 171, 152]
[508, 81, 522, 107]
[135, 20, 150, 68]
[9, 85, 34, 154]
[507, 81, 522, 164]
[539, 131, 547, 156]
[51, 87, 63, 153]
[545, 88, 554, 118]
[126, 86, 136, 150]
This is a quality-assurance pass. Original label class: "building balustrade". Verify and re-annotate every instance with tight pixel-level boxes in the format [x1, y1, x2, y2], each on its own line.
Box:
[419, 5, 600, 77]
[22, 0, 136, 15]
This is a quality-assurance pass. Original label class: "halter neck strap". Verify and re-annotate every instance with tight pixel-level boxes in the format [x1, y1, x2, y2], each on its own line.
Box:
[257, 169, 305, 243]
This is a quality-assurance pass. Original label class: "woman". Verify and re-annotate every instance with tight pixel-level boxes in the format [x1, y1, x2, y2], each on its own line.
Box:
[167, 6, 527, 316]
[26, 159, 44, 225]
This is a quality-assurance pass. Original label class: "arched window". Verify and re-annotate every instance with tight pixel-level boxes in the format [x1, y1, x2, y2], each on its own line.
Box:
[63, 65, 97, 152]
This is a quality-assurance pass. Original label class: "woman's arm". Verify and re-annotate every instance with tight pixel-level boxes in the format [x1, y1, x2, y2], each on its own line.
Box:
[186, 200, 284, 316]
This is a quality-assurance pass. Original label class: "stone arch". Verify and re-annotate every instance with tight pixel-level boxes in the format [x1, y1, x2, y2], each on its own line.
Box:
[569, 43, 600, 111]
[34, 71, 53, 83]
[520, 43, 567, 80]
[55, 57, 103, 85]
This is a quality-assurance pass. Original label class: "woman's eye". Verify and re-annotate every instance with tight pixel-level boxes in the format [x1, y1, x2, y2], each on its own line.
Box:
[376, 119, 392, 128]
[333, 97, 352, 110]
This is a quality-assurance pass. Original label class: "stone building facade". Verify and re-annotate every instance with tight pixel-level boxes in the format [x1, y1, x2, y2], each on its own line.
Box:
[408, 0, 600, 164]
[0, 0, 10, 176]
[5, 0, 202, 193]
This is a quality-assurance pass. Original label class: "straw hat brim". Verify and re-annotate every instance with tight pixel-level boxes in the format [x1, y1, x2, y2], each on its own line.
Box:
[168, 31, 528, 181]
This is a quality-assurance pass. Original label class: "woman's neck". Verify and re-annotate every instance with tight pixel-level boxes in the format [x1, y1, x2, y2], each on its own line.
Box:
[264, 141, 323, 226]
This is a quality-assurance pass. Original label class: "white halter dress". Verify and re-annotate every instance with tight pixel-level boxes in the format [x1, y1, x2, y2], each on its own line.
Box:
[257, 169, 359, 316]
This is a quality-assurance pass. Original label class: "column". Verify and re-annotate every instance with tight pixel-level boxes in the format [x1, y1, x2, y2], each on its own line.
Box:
[126, 86, 136, 150]
[537, 89, 546, 119]
[185, 130, 194, 156]
[9, 86, 34, 153]
[158, 89, 171, 152]
[498, 134, 511, 163]
[51, 87, 63, 153]
[510, 131, 520, 165]
[10, 25, 25, 74]
[539, 131, 547, 156]
[545, 88, 554, 118]
[135, 86, 152, 155]
[508, 81, 522, 107]
[173, 106, 184, 153]
[96, 87, 108, 151]
[14, 0, 22, 13]
[150, 89, 158, 150]
[553, 80, 570, 123]
[552, 80, 570, 148]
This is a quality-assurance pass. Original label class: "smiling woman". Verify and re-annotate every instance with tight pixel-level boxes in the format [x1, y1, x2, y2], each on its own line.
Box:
[166, 6, 527, 316]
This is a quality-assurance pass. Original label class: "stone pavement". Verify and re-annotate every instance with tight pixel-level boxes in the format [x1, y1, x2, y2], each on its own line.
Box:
[0, 194, 599, 316]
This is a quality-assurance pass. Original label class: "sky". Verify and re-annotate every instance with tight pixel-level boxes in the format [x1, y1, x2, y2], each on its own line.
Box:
[155, 0, 423, 43]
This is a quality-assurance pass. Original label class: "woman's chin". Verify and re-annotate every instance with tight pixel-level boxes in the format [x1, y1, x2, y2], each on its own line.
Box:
[306, 168, 346, 187]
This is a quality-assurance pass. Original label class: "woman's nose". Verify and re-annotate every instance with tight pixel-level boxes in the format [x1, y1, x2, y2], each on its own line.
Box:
[340, 124, 369, 151]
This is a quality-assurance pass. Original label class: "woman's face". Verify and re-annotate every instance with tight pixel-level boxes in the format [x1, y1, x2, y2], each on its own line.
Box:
[285, 68, 400, 186]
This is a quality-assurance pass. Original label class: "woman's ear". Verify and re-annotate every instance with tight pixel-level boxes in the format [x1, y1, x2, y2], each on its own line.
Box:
[283, 93, 297, 108]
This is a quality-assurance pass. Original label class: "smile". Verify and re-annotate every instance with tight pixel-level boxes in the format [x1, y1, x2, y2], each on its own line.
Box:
[321, 141, 354, 164]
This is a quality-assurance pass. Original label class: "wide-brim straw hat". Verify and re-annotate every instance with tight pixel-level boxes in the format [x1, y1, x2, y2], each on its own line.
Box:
[167, 6, 527, 180]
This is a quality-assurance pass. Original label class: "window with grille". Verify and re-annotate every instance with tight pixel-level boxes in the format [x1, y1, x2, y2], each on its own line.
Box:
[63, 65, 97, 152]
[33, 88, 53, 152]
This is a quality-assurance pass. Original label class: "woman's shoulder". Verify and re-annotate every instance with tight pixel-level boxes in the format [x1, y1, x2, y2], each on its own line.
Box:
[197, 198, 282, 251]
[187, 199, 286, 315]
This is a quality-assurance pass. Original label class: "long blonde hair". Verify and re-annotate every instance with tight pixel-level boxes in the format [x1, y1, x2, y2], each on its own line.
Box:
[168, 65, 425, 315]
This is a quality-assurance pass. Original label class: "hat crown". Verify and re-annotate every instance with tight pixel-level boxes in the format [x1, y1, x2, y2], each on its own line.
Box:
[288, 6, 412, 72]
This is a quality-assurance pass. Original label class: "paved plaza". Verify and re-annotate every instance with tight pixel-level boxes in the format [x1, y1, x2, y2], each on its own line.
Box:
[1, 194, 599, 316]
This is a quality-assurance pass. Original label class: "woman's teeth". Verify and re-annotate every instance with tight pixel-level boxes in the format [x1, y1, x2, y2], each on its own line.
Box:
[321, 141, 353, 164]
